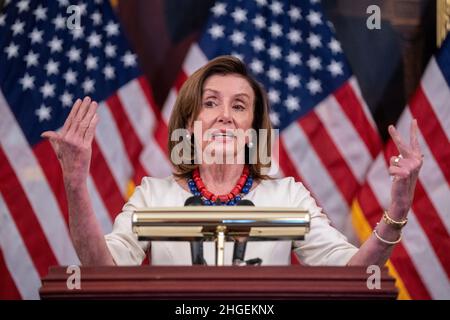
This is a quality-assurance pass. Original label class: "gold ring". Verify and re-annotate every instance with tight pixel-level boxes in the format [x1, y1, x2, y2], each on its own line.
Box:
[394, 156, 401, 166]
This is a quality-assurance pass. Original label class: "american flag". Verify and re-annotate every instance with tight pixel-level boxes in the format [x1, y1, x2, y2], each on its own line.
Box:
[162, 0, 381, 244]
[1, 0, 448, 300]
[354, 35, 450, 299]
[161, 0, 449, 299]
[0, 0, 170, 299]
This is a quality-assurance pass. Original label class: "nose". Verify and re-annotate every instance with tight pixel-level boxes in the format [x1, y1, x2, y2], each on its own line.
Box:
[217, 105, 233, 125]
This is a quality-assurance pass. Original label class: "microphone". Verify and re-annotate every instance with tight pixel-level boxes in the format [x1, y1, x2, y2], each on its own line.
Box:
[184, 196, 207, 265]
[235, 199, 254, 206]
[233, 199, 254, 266]
[184, 196, 203, 206]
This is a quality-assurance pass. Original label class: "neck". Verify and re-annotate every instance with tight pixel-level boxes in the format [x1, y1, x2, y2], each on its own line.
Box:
[198, 164, 245, 195]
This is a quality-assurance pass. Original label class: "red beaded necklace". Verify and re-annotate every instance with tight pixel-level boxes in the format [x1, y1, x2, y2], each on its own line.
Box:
[192, 165, 250, 203]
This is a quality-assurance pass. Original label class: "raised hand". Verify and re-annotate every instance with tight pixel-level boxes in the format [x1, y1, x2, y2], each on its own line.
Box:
[41, 96, 99, 187]
[388, 119, 424, 216]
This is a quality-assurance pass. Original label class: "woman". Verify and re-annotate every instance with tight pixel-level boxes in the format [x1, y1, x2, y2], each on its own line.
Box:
[41, 56, 423, 266]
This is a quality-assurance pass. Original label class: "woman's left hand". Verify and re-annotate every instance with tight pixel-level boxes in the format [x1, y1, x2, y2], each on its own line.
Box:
[388, 119, 424, 218]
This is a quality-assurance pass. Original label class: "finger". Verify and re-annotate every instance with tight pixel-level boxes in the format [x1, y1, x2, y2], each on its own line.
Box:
[388, 125, 412, 158]
[389, 156, 402, 167]
[83, 113, 99, 144]
[41, 131, 61, 154]
[65, 97, 89, 137]
[41, 131, 59, 140]
[388, 166, 409, 179]
[84, 101, 98, 125]
[410, 119, 421, 154]
[390, 154, 421, 172]
[67, 96, 92, 137]
[79, 101, 98, 136]
[61, 98, 82, 136]
[75, 96, 92, 123]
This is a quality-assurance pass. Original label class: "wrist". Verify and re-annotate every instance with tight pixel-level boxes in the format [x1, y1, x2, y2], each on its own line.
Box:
[388, 203, 409, 220]
[374, 221, 402, 246]
[383, 210, 408, 230]
[63, 177, 88, 194]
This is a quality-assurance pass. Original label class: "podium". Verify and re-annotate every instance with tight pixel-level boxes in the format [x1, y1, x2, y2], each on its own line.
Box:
[39, 266, 398, 299]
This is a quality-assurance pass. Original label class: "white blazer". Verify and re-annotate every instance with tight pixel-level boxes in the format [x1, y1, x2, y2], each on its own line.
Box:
[105, 176, 358, 266]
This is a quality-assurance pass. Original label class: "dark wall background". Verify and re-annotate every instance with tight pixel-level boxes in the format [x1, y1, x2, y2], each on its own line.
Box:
[117, 0, 214, 107]
[323, 0, 436, 140]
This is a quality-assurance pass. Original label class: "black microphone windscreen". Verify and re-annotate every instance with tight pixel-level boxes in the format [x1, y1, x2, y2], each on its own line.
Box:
[184, 196, 203, 206]
[236, 199, 255, 206]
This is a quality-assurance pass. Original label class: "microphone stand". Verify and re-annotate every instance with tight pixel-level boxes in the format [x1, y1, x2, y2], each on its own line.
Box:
[184, 196, 207, 265]
[232, 199, 263, 266]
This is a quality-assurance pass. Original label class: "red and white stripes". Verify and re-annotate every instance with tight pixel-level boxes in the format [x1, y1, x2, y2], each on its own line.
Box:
[277, 77, 381, 243]
[1, 42, 448, 300]
[357, 56, 450, 299]
[0, 76, 169, 299]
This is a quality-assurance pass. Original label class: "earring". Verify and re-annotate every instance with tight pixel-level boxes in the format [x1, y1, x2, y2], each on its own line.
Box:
[185, 132, 195, 165]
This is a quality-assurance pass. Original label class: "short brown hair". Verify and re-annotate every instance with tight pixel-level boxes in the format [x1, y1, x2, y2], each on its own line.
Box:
[167, 55, 273, 180]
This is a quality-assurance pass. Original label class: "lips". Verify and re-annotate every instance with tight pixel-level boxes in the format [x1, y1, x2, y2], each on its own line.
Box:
[210, 130, 236, 142]
[212, 132, 235, 138]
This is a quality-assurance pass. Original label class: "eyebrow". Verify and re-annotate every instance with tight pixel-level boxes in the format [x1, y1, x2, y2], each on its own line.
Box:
[203, 88, 219, 94]
[203, 89, 251, 100]
[234, 93, 251, 100]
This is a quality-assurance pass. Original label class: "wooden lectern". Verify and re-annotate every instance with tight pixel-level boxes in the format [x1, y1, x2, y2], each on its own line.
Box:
[39, 266, 398, 299]
[41, 207, 397, 299]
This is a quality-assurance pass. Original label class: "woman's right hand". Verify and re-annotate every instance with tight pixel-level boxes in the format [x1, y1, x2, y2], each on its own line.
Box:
[41, 97, 99, 187]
